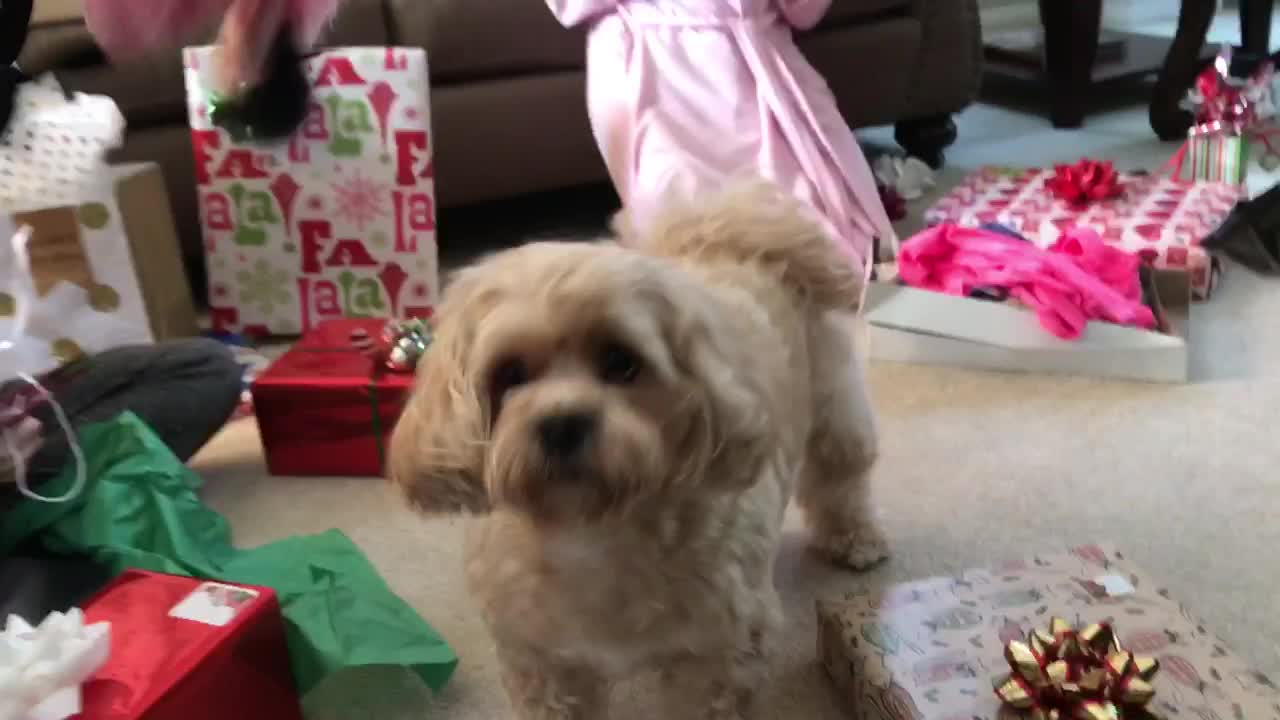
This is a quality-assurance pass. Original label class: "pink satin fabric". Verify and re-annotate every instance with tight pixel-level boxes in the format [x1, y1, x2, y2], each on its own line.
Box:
[546, 0, 895, 274]
[898, 224, 1156, 340]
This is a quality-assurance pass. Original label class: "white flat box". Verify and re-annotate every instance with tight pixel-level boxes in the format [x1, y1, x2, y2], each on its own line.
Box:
[864, 269, 1190, 383]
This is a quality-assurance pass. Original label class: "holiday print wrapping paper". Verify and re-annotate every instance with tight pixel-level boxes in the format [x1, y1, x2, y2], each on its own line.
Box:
[925, 167, 1246, 299]
[817, 545, 1280, 720]
[184, 47, 438, 336]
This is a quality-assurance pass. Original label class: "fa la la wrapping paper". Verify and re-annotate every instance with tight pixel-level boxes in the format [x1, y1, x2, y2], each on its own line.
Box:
[184, 47, 439, 336]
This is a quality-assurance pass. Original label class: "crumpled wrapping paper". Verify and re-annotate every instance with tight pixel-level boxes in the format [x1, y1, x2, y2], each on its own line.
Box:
[0, 76, 125, 213]
[0, 412, 458, 696]
[0, 76, 152, 378]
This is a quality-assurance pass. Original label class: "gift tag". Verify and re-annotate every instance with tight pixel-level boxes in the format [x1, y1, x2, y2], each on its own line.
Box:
[168, 582, 259, 627]
[1092, 574, 1136, 597]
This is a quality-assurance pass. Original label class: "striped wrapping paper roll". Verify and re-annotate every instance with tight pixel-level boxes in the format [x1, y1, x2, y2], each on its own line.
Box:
[1188, 133, 1249, 184]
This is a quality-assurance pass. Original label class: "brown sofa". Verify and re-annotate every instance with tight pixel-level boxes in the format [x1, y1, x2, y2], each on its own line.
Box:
[20, 0, 982, 301]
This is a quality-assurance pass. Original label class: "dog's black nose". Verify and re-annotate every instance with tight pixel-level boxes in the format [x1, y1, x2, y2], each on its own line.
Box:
[536, 412, 597, 458]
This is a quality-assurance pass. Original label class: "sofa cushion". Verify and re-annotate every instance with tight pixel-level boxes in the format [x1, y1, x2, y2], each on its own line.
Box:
[19, 22, 101, 74]
[822, 0, 913, 26]
[23, 0, 389, 130]
[385, 0, 584, 83]
[385, 0, 911, 85]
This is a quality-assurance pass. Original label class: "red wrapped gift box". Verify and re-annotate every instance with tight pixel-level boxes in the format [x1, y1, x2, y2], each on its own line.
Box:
[77, 569, 302, 720]
[253, 317, 415, 476]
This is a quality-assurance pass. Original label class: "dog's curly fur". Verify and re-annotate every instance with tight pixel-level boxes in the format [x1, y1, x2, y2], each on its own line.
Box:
[389, 184, 886, 719]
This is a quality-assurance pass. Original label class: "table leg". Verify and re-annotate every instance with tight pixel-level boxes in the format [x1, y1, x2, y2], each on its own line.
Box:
[1240, 0, 1274, 53]
[1039, 0, 1103, 128]
[1150, 0, 1217, 141]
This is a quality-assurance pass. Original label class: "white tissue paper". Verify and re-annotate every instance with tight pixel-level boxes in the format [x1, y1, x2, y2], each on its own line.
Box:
[0, 610, 111, 720]
[873, 154, 936, 201]
[0, 77, 126, 212]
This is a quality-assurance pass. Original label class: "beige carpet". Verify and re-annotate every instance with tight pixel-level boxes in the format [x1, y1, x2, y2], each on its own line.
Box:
[188, 174, 1280, 716]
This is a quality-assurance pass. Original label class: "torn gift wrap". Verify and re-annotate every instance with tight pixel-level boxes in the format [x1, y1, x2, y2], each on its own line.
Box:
[0, 609, 111, 720]
[0, 412, 459, 698]
[0, 78, 164, 378]
[925, 166, 1244, 300]
[817, 545, 1280, 720]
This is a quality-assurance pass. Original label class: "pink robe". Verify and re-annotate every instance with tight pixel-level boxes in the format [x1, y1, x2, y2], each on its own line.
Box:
[547, 0, 896, 272]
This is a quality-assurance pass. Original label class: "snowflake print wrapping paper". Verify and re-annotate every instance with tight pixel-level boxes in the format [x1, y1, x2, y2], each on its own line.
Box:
[184, 47, 438, 335]
[925, 167, 1246, 300]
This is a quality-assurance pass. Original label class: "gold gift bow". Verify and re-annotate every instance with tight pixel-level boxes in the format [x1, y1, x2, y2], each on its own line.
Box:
[993, 618, 1161, 720]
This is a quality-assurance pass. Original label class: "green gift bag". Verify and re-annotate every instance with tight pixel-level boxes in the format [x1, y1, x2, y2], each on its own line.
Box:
[0, 412, 457, 695]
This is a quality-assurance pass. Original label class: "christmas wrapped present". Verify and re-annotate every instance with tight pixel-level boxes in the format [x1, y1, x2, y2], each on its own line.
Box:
[77, 569, 303, 720]
[183, 46, 439, 336]
[924, 165, 1244, 300]
[252, 316, 428, 476]
[817, 545, 1279, 720]
[1172, 45, 1279, 185]
[0, 75, 197, 378]
[1184, 133, 1250, 185]
[0, 412, 459, 699]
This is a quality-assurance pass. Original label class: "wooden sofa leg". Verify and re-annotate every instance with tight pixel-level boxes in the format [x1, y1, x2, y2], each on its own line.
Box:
[893, 114, 958, 169]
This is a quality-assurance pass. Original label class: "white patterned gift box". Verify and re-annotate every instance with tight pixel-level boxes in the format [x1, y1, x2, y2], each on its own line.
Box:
[183, 47, 438, 336]
[0, 78, 180, 378]
[924, 166, 1246, 300]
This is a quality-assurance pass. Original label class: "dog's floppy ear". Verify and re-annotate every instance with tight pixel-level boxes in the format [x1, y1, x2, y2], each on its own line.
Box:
[662, 279, 774, 494]
[388, 273, 491, 514]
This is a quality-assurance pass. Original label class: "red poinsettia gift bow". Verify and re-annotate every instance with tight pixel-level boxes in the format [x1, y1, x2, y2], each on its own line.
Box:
[1045, 159, 1123, 208]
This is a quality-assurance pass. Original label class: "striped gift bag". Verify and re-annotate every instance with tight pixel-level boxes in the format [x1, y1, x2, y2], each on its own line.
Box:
[1186, 133, 1248, 184]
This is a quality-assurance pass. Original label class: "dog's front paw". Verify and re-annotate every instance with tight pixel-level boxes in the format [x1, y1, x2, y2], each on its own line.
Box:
[812, 523, 889, 570]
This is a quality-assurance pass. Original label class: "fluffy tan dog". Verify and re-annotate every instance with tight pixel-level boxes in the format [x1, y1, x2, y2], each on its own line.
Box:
[389, 185, 885, 719]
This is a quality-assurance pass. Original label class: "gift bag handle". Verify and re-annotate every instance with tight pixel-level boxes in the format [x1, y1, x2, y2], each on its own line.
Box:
[1, 225, 88, 504]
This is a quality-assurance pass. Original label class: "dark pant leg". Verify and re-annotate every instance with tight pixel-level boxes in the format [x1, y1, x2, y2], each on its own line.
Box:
[0, 339, 241, 601]
[20, 338, 243, 484]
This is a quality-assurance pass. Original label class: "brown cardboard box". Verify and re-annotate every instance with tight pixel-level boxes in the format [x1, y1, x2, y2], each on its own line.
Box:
[112, 162, 199, 340]
[817, 545, 1280, 720]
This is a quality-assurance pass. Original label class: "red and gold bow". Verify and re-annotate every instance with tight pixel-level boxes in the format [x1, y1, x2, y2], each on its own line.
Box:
[993, 618, 1161, 720]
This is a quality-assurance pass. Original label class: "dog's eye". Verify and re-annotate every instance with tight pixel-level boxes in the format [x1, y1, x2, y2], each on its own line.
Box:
[490, 358, 530, 399]
[598, 342, 642, 385]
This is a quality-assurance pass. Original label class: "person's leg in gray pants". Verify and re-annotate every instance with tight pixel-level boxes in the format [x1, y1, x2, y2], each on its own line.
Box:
[0, 338, 243, 618]
[4, 337, 243, 492]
